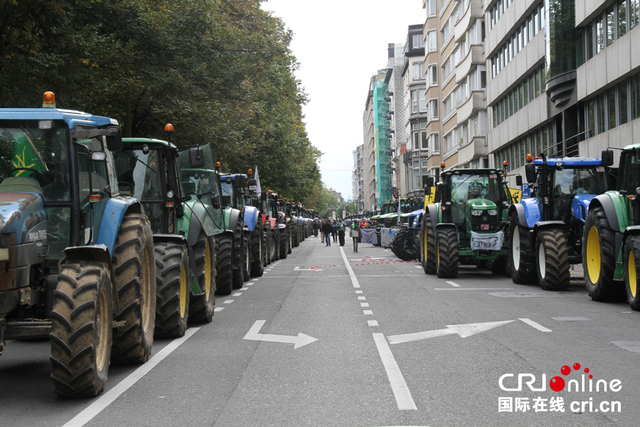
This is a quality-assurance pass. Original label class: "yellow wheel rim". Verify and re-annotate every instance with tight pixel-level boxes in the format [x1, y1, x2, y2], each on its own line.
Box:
[629, 248, 637, 298]
[204, 239, 212, 300]
[586, 226, 601, 284]
[180, 262, 188, 318]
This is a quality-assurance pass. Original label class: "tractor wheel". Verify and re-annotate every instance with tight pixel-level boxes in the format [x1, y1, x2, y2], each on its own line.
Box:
[189, 234, 216, 324]
[535, 228, 570, 291]
[262, 227, 269, 266]
[111, 214, 155, 364]
[624, 235, 640, 311]
[232, 223, 243, 289]
[391, 228, 416, 261]
[250, 229, 264, 277]
[215, 233, 233, 295]
[292, 224, 300, 247]
[420, 213, 436, 274]
[271, 228, 280, 261]
[508, 213, 536, 284]
[50, 261, 112, 397]
[239, 233, 251, 285]
[436, 227, 458, 278]
[280, 227, 289, 259]
[583, 207, 626, 301]
[154, 241, 190, 338]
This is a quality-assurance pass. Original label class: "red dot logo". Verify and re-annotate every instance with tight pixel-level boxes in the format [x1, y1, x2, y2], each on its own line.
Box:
[550, 376, 565, 392]
[573, 363, 581, 370]
[561, 365, 571, 375]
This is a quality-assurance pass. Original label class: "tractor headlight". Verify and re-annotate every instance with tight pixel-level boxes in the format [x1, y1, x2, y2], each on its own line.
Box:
[0, 248, 9, 262]
[471, 210, 483, 216]
[488, 210, 498, 216]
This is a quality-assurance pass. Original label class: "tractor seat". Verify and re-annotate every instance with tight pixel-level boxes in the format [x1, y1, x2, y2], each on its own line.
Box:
[0, 176, 43, 194]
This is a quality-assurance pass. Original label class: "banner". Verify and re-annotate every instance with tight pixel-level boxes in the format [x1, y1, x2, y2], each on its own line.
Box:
[12, 133, 46, 177]
[470, 231, 504, 251]
[254, 165, 261, 197]
[360, 229, 378, 245]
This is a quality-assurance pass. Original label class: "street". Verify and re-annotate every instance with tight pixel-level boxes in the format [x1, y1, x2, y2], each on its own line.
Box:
[1, 235, 639, 427]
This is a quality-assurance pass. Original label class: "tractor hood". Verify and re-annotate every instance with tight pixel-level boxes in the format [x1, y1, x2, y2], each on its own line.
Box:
[0, 191, 46, 244]
[467, 198, 498, 210]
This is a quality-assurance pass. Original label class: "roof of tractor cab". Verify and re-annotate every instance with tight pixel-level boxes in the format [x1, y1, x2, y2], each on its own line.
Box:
[531, 157, 602, 166]
[623, 142, 640, 150]
[0, 107, 118, 128]
[442, 168, 503, 175]
[122, 137, 177, 150]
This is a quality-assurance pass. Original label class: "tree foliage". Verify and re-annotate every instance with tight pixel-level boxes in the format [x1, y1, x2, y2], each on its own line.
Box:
[0, 0, 322, 203]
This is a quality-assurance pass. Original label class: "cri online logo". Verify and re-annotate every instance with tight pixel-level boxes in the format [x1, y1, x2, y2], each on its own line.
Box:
[499, 363, 622, 393]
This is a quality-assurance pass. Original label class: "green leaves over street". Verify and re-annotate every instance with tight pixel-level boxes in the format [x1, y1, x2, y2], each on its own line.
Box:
[0, 0, 323, 204]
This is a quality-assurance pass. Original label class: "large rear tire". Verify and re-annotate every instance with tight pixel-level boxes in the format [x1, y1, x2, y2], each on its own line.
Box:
[583, 207, 626, 301]
[154, 241, 190, 338]
[624, 235, 640, 311]
[250, 229, 265, 277]
[420, 213, 436, 274]
[232, 221, 244, 289]
[391, 228, 417, 261]
[436, 227, 458, 278]
[508, 213, 536, 284]
[111, 214, 155, 364]
[279, 227, 289, 259]
[535, 228, 570, 291]
[215, 233, 233, 295]
[189, 234, 216, 324]
[50, 261, 112, 397]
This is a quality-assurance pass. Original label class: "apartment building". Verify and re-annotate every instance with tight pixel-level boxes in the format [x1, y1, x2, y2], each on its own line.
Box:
[352, 144, 364, 212]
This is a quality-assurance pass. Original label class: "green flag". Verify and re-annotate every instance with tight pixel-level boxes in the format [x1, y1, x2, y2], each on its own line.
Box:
[12, 133, 46, 177]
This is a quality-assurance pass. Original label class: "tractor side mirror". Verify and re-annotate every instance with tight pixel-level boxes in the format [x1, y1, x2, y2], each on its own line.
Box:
[516, 175, 523, 186]
[189, 147, 204, 168]
[601, 150, 614, 167]
[105, 126, 122, 152]
[212, 197, 221, 209]
[525, 163, 536, 184]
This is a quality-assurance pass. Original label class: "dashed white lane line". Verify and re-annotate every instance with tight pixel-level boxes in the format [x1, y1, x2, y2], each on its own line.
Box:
[339, 246, 360, 289]
[214, 307, 225, 312]
[63, 328, 200, 427]
[363, 310, 374, 315]
[551, 316, 592, 321]
[224, 300, 234, 304]
[446, 281, 460, 287]
[358, 296, 367, 300]
[233, 293, 243, 296]
[368, 320, 379, 327]
[372, 333, 417, 411]
[361, 303, 370, 307]
[519, 318, 553, 332]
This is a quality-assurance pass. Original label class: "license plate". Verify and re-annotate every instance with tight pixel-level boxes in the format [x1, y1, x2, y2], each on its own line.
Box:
[481, 224, 489, 230]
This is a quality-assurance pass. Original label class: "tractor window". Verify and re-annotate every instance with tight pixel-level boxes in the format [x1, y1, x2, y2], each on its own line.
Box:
[619, 150, 636, 192]
[221, 181, 233, 207]
[551, 167, 608, 220]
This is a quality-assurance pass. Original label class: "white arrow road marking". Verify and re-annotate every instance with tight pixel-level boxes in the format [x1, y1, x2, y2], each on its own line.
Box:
[387, 320, 515, 344]
[243, 320, 318, 349]
[293, 266, 324, 271]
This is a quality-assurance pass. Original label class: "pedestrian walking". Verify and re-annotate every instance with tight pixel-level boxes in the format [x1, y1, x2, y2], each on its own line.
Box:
[322, 220, 332, 246]
[331, 221, 338, 243]
[313, 219, 319, 238]
[338, 220, 345, 246]
[350, 221, 362, 252]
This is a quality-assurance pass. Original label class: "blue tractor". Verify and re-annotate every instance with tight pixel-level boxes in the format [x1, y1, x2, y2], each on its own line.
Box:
[508, 152, 612, 290]
[0, 93, 156, 396]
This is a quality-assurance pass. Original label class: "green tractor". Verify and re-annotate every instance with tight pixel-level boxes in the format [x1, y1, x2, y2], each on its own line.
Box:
[0, 92, 155, 396]
[420, 167, 513, 278]
[582, 144, 640, 309]
[115, 127, 220, 338]
[178, 147, 243, 296]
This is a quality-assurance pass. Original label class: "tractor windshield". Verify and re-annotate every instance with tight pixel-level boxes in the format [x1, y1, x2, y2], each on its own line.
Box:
[449, 172, 505, 224]
[547, 166, 608, 220]
[0, 120, 71, 202]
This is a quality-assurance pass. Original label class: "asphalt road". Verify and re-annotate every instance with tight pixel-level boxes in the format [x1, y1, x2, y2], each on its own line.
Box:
[1, 235, 639, 426]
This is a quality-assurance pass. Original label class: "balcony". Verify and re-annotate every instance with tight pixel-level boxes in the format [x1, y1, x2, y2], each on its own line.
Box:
[456, 45, 484, 83]
[456, 90, 485, 123]
[455, 0, 484, 43]
[457, 136, 487, 165]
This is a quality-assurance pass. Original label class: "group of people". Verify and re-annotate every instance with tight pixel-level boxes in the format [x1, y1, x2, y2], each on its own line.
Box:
[312, 219, 362, 252]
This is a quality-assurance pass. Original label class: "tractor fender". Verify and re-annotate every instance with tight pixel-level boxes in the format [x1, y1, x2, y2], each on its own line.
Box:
[227, 208, 242, 235]
[588, 193, 625, 234]
[424, 204, 440, 235]
[95, 197, 141, 257]
[243, 206, 259, 233]
[407, 209, 423, 230]
[518, 198, 543, 228]
[508, 203, 527, 228]
[185, 213, 205, 248]
[571, 194, 596, 224]
[624, 225, 640, 238]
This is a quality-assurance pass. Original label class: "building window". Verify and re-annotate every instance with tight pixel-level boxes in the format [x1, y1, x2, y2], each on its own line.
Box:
[428, 64, 438, 86]
[428, 31, 437, 52]
[413, 34, 422, 49]
[429, 99, 439, 120]
[414, 62, 425, 80]
[430, 133, 440, 154]
[427, 0, 436, 17]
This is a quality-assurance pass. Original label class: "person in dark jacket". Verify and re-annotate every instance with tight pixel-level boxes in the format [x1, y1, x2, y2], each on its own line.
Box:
[322, 220, 333, 246]
[338, 220, 345, 246]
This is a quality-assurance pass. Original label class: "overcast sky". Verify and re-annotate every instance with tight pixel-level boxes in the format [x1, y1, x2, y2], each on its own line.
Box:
[261, 0, 426, 201]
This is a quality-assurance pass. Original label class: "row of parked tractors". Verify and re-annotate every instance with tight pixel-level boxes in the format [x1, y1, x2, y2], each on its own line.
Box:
[0, 93, 316, 397]
[385, 146, 640, 312]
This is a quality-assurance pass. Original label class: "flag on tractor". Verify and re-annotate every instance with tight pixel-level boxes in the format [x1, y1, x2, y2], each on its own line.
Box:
[12, 133, 46, 177]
